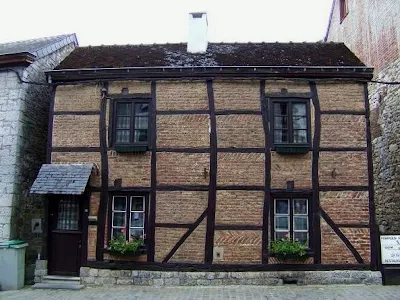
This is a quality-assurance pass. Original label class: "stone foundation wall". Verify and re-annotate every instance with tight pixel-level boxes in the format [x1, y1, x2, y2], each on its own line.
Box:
[79, 267, 381, 286]
[370, 58, 400, 234]
[33, 260, 48, 283]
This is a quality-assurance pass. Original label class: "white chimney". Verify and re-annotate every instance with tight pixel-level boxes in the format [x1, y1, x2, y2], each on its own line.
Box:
[187, 12, 208, 53]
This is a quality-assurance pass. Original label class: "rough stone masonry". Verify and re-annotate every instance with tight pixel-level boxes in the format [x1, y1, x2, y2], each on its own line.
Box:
[0, 40, 76, 281]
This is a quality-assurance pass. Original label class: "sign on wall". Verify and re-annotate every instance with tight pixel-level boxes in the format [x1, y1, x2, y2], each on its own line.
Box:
[381, 235, 400, 264]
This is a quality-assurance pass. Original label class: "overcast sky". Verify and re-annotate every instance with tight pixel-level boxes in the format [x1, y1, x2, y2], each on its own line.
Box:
[0, 0, 333, 46]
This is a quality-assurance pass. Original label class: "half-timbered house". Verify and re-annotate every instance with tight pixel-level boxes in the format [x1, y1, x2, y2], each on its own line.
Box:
[30, 14, 381, 285]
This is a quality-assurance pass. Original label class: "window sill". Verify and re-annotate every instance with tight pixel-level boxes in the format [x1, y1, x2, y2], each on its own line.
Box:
[113, 145, 148, 153]
[274, 145, 310, 154]
[104, 246, 147, 257]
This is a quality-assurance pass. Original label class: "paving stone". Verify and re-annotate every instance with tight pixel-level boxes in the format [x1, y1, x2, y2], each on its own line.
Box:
[3, 285, 400, 299]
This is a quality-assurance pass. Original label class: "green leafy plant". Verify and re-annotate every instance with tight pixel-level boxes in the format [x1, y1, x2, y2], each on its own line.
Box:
[108, 235, 144, 255]
[269, 238, 307, 261]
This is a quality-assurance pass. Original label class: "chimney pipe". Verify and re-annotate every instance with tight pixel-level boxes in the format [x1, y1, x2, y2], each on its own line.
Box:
[187, 12, 208, 53]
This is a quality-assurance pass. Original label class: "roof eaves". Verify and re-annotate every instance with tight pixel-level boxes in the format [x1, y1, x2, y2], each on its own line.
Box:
[47, 65, 374, 82]
[0, 52, 37, 67]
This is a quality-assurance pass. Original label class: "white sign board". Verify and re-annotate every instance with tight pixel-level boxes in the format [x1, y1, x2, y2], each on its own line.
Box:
[381, 235, 400, 264]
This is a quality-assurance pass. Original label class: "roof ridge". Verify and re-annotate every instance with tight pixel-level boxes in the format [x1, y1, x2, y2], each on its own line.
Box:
[78, 41, 339, 48]
[32, 33, 77, 54]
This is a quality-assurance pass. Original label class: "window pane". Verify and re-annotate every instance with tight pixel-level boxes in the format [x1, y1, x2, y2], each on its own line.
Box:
[275, 231, 289, 240]
[131, 197, 144, 211]
[292, 103, 306, 116]
[113, 197, 127, 211]
[275, 216, 289, 230]
[274, 117, 288, 129]
[113, 228, 125, 238]
[113, 212, 126, 227]
[131, 212, 144, 227]
[274, 103, 287, 116]
[116, 130, 130, 143]
[293, 232, 308, 245]
[117, 116, 131, 129]
[274, 130, 288, 143]
[134, 129, 148, 142]
[293, 199, 307, 214]
[117, 103, 131, 116]
[135, 117, 148, 130]
[130, 228, 144, 239]
[293, 130, 307, 144]
[292, 116, 307, 129]
[294, 216, 308, 231]
[56, 197, 80, 231]
[135, 103, 149, 116]
[275, 199, 289, 214]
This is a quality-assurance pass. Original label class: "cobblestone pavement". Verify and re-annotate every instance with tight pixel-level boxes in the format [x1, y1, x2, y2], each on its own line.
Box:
[1, 285, 400, 300]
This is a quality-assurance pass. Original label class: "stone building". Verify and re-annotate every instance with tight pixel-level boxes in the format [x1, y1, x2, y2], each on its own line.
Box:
[325, 0, 400, 235]
[0, 34, 78, 280]
[30, 13, 380, 286]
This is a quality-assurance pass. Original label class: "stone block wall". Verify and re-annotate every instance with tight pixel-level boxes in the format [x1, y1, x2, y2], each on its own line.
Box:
[370, 58, 400, 234]
[0, 41, 76, 281]
[326, 1, 400, 235]
[79, 267, 381, 286]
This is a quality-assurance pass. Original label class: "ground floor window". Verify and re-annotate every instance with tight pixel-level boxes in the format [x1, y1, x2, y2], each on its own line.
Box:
[272, 196, 310, 246]
[110, 194, 148, 241]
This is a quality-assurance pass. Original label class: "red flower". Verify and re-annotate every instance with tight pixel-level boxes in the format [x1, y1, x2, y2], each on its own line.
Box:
[121, 228, 126, 234]
[284, 233, 289, 238]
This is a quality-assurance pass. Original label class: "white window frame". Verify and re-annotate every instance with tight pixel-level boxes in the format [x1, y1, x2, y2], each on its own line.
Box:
[111, 196, 127, 238]
[129, 196, 145, 239]
[273, 198, 309, 246]
[292, 198, 309, 246]
[274, 199, 290, 240]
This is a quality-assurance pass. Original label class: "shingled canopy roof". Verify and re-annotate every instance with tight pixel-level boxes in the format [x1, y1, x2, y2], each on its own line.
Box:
[56, 42, 365, 70]
[30, 164, 94, 195]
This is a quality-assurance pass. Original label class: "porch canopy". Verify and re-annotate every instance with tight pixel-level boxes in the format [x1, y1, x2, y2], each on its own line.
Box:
[30, 164, 94, 195]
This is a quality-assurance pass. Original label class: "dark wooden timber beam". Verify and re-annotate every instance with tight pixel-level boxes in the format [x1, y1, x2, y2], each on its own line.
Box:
[148, 81, 157, 262]
[320, 208, 364, 264]
[96, 82, 109, 261]
[162, 209, 208, 263]
[363, 83, 378, 271]
[54, 110, 100, 115]
[260, 79, 271, 264]
[85, 260, 371, 271]
[205, 79, 217, 264]
[310, 81, 322, 264]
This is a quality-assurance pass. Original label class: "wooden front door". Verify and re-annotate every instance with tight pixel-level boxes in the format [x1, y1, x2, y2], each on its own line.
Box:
[48, 195, 83, 276]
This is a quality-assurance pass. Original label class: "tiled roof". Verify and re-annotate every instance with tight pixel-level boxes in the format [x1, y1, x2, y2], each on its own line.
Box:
[30, 164, 93, 195]
[56, 42, 365, 70]
[0, 34, 78, 58]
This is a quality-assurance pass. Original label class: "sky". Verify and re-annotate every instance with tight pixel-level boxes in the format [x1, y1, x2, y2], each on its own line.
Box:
[0, 0, 333, 46]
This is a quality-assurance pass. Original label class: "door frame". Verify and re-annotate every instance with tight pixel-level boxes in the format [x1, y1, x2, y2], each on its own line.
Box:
[47, 192, 89, 276]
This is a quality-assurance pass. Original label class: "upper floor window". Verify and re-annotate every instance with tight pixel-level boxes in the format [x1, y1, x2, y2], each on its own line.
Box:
[340, 0, 348, 22]
[270, 98, 310, 153]
[112, 99, 149, 151]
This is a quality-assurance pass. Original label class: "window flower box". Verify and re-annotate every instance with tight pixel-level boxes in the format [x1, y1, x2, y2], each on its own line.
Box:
[269, 238, 308, 264]
[106, 235, 145, 256]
